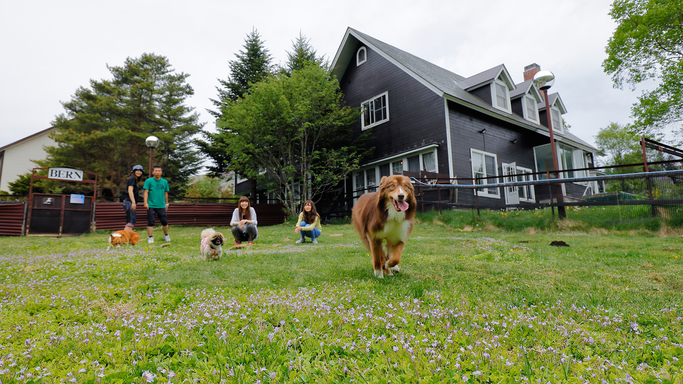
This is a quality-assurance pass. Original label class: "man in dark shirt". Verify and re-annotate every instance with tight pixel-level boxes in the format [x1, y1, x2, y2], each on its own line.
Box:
[123, 165, 144, 230]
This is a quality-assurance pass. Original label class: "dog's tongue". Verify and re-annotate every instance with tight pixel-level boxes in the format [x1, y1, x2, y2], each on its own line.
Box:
[393, 199, 409, 212]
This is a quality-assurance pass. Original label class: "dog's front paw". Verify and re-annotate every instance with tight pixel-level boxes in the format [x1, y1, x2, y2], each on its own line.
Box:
[389, 265, 400, 273]
[374, 269, 384, 278]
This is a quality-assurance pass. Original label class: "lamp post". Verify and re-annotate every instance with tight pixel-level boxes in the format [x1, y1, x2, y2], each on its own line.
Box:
[145, 136, 159, 178]
[533, 70, 566, 219]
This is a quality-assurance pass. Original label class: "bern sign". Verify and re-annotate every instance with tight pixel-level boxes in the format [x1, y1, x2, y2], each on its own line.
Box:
[48, 167, 84, 181]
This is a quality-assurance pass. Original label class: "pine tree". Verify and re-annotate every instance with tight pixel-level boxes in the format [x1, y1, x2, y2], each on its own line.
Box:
[281, 32, 328, 76]
[208, 29, 273, 119]
[43, 53, 203, 199]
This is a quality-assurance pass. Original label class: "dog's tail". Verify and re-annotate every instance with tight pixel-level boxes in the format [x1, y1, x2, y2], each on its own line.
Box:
[201, 228, 215, 239]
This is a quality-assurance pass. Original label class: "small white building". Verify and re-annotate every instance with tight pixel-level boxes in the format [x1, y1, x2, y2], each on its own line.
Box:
[0, 127, 56, 193]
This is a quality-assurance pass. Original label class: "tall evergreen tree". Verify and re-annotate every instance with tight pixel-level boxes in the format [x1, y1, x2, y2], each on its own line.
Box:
[202, 29, 273, 199]
[208, 28, 273, 118]
[281, 32, 327, 76]
[43, 53, 203, 198]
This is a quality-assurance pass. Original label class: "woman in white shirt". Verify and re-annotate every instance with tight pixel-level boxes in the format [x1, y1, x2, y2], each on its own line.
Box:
[230, 196, 258, 245]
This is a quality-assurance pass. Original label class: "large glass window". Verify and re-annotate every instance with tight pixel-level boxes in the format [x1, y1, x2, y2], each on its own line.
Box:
[407, 155, 420, 172]
[471, 149, 499, 198]
[361, 92, 389, 130]
[516, 166, 535, 202]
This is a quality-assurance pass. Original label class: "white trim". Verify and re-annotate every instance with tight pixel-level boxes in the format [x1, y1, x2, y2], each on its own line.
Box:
[361, 144, 438, 167]
[444, 98, 455, 179]
[361, 91, 390, 130]
[356, 46, 367, 66]
[523, 94, 539, 123]
[470, 148, 500, 199]
[516, 166, 536, 203]
[491, 76, 511, 113]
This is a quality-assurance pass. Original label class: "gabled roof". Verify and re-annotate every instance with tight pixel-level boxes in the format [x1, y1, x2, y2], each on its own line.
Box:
[538, 93, 568, 114]
[510, 79, 542, 102]
[458, 64, 515, 91]
[330, 27, 594, 152]
[0, 126, 56, 152]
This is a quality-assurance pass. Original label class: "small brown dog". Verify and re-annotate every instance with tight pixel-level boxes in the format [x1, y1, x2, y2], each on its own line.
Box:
[201, 228, 226, 261]
[108, 229, 140, 247]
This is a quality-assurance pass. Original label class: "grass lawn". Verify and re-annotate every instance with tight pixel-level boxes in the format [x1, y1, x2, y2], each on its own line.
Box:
[0, 215, 681, 383]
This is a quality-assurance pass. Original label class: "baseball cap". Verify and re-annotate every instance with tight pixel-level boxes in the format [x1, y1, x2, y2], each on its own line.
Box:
[131, 165, 144, 173]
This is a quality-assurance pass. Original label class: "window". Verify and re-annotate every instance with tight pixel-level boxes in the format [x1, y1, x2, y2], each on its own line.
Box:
[422, 152, 436, 173]
[492, 75, 510, 112]
[361, 92, 389, 130]
[524, 94, 538, 122]
[353, 148, 438, 196]
[366, 169, 377, 192]
[551, 107, 563, 134]
[516, 166, 535, 202]
[354, 172, 365, 197]
[470, 149, 499, 198]
[392, 161, 403, 175]
[357, 47, 367, 66]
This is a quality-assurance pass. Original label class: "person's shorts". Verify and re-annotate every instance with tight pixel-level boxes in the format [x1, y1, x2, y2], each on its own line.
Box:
[146, 208, 168, 227]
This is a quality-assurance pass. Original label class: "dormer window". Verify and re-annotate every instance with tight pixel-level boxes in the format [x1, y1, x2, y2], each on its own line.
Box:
[492, 75, 511, 113]
[524, 94, 539, 122]
[356, 47, 367, 66]
[551, 107, 564, 134]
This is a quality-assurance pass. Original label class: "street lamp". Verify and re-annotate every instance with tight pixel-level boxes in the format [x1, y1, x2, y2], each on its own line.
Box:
[533, 70, 566, 219]
[145, 136, 159, 178]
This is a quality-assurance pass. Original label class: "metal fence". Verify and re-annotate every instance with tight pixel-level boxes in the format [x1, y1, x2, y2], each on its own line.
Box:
[409, 162, 683, 225]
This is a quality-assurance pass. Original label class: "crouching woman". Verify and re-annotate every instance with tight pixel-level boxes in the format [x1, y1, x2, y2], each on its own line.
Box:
[295, 200, 322, 244]
[231, 196, 258, 245]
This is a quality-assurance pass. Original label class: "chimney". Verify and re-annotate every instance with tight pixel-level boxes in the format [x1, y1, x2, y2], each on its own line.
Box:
[523, 63, 541, 81]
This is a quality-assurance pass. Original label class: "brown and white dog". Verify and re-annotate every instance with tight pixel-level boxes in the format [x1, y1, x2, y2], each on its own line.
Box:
[108, 229, 140, 248]
[201, 228, 226, 261]
[352, 175, 417, 278]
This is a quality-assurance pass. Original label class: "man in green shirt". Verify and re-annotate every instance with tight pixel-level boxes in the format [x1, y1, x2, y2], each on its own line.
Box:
[143, 165, 171, 243]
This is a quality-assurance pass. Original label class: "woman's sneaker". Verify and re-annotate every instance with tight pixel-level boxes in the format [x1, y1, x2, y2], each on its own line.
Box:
[164, 234, 171, 242]
[312, 238, 318, 244]
[296, 238, 305, 244]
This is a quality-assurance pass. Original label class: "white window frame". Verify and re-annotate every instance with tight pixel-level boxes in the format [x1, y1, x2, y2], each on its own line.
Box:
[524, 94, 539, 123]
[353, 148, 438, 196]
[550, 106, 564, 134]
[356, 47, 367, 66]
[516, 166, 536, 203]
[491, 75, 511, 113]
[470, 148, 500, 198]
[361, 91, 390, 130]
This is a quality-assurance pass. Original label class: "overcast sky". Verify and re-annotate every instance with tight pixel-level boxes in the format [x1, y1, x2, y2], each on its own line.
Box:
[1, 0, 640, 153]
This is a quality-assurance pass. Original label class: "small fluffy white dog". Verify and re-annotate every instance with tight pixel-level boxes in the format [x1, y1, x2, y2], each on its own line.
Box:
[201, 228, 226, 261]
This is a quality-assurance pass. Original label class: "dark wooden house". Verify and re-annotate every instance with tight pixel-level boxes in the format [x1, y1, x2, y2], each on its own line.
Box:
[330, 27, 599, 210]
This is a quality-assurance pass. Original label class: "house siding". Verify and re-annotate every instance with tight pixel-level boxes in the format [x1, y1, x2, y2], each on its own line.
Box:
[447, 100, 551, 207]
[340, 42, 450, 174]
[0, 131, 55, 193]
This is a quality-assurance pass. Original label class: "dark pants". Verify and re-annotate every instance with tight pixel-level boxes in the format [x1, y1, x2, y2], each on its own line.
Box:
[146, 208, 168, 227]
[232, 223, 257, 243]
[123, 200, 137, 228]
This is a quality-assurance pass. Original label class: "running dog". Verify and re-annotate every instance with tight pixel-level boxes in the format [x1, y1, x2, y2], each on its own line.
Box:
[201, 228, 226, 261]
[352, 175, 417, 278]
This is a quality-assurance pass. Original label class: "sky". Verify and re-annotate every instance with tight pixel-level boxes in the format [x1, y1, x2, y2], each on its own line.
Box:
[1, 0, 640, 154]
